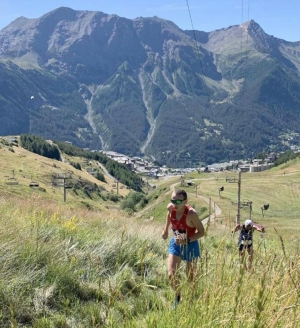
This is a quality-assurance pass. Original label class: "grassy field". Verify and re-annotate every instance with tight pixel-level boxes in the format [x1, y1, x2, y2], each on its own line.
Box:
[0, 137, 130, 210]
[0, 138, 299, 327]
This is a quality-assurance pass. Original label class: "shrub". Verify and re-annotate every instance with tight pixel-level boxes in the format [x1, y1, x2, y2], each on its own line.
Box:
[95, 171, 106, 182]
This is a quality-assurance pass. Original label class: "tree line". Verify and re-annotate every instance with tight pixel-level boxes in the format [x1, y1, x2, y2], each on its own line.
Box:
[20, 134, 61, 160]
[55, 141, 142, 191]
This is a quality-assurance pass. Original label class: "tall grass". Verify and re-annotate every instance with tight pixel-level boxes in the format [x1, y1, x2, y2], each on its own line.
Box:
[0, 193, 299, 327]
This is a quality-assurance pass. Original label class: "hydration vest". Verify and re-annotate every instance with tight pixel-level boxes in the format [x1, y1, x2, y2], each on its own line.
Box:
[238, 225, 253, 245]
[170, 205, 197, 238]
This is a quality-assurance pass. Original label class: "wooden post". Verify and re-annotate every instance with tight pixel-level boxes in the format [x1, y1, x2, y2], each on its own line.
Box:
[236, 171, 241, 225]
[63, 177, 67, 202]
[208, 197, 211, 227]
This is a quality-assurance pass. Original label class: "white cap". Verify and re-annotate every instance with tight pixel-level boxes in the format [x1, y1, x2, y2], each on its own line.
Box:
[245, 219, 253, 227]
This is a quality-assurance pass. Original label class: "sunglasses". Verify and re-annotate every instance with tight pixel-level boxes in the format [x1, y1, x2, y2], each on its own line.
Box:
[170, 199, 186, 205]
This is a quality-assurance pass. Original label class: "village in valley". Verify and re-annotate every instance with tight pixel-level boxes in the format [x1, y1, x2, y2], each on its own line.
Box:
[100, 150, 279, 179]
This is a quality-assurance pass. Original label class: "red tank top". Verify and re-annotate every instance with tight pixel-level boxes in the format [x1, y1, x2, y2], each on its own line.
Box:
[170, 205, 197, 238]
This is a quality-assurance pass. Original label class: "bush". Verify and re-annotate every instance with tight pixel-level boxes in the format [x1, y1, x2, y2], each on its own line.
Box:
[120, 192, 146, 211]
[107, 193, 119, 202]
[95, 171, 106, 182]
[121, 198, 135, 211]
[70, 162, 81, 170]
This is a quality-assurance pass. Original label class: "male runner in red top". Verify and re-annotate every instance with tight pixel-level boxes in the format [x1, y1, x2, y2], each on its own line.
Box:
[162, 189, 205, 307]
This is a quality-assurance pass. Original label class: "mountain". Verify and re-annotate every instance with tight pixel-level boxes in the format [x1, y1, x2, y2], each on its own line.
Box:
[1, 7, 300, 167]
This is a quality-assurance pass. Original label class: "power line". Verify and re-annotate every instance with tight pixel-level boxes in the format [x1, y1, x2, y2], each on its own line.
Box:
[185, 0, 220, 138]
[185, 0, 272, 233]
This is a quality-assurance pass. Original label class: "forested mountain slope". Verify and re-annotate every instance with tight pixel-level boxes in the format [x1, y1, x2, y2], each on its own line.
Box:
[1, 7, 300, 166]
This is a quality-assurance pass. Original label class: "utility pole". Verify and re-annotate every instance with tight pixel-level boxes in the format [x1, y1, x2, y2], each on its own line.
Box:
[208, 197, 211, 228]
[180, 176, 184, 187]
[63, 177, 67, 202]
[112, 181, 119, 195]
[236, 171, 241, 225]
[55, 174, 72, 202]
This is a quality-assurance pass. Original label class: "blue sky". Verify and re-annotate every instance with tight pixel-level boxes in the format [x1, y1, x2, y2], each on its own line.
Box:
[0, 0, 299, 41]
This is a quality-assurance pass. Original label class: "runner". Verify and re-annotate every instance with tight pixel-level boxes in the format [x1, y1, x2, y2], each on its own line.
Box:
[162, 189, 205, 308]
[232, 219, 265, 270]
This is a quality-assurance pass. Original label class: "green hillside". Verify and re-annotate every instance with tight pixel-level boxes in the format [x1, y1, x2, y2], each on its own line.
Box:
[2, 12, 300, 167]
[0, 136, 299, 327]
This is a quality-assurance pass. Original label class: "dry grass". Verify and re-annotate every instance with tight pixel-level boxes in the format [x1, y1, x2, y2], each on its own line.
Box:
[0, 138, 130, 210]
[1, 138, 300, 327]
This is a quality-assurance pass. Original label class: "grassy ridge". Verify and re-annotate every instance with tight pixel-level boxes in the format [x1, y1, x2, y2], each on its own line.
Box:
[0, 137, 131, 209]
[0, 139, 300, 327]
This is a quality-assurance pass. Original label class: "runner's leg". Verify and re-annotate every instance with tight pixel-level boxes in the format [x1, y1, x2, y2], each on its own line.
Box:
[186, 259, 197, 283]
[186, 259, 197, 300]
[168, 254, 182, 298]
[247, 246, 254, 270]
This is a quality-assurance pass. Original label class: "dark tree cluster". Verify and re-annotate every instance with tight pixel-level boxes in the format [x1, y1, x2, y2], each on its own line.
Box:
[55, 141, 142, 191]
[20, 134, 61, 160]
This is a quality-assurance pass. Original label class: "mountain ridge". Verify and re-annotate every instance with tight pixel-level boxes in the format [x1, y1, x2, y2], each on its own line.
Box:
[1, 8, 300, 166]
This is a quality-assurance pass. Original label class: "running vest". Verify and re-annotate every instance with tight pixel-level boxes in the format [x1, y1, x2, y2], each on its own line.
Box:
[170, 205, 197, 238]
[238, 225, 253, 244]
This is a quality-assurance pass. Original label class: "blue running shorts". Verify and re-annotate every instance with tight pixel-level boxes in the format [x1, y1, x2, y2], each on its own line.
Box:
[169, 237, 200, 261]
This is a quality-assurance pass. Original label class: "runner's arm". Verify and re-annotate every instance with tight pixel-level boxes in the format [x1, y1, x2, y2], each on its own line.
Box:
[253, 225, 265, 233]
[232, 224, 241, 233]
[188, 211, 204, 242]
[162, 203, 172, 239]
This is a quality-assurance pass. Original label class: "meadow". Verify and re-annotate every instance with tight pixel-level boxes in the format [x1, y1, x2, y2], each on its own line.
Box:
[0, 141, 300, 327]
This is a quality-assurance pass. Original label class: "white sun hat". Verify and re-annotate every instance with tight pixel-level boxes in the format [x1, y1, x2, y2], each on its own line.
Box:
[245, 219, 253, 227]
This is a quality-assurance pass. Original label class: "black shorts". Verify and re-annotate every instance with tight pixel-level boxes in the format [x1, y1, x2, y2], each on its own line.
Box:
[238, 242, 252, 252]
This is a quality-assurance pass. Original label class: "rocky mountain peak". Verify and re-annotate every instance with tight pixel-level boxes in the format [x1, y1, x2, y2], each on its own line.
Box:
[1, 8, 300, 166]
[247, 19, 273, 47]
